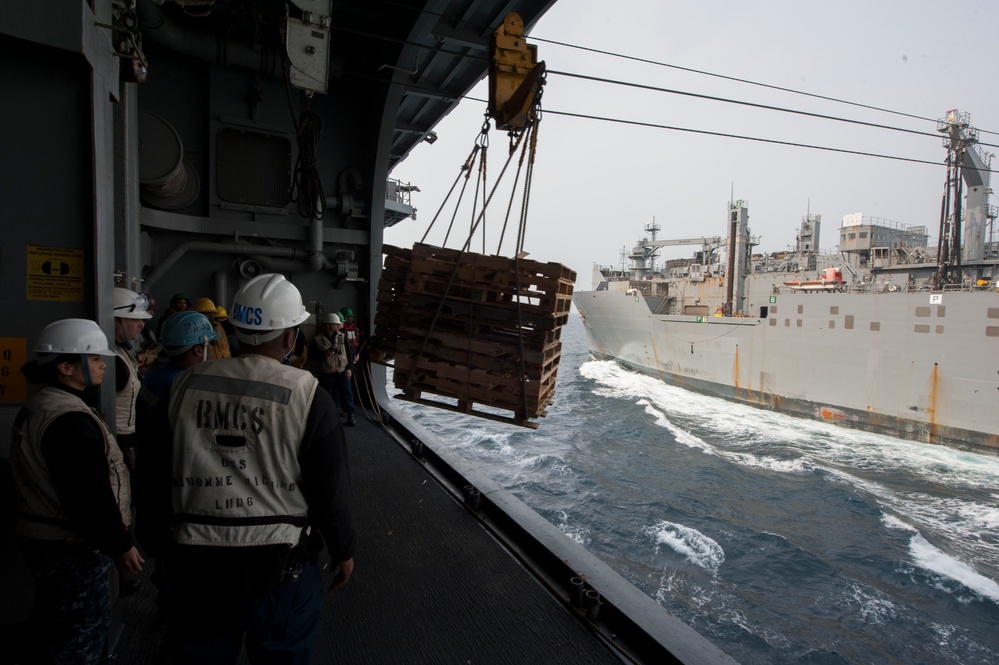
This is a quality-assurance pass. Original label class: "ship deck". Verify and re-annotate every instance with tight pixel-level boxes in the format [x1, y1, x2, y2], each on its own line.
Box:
[2, 403, 732, 664]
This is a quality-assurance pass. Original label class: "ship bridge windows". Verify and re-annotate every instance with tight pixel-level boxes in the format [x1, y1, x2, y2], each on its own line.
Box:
[916, 307, 931, 317]
[987, 326, 999, 337]
[987, 308, 999, 319]
[870, 322, 881, 331]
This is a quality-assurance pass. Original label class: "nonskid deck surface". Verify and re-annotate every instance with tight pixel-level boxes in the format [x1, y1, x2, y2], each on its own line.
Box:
[98, 412, 620, 664]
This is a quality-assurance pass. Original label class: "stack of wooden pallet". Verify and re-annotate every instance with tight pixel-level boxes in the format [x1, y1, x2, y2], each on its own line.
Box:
[370, 243, 575, 428]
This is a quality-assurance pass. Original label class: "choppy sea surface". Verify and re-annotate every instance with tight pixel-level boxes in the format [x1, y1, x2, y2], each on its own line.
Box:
[387, 315, 999, 664]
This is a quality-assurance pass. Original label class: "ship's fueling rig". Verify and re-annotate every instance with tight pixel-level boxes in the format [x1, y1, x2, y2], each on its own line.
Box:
[593, 110, 998, 319]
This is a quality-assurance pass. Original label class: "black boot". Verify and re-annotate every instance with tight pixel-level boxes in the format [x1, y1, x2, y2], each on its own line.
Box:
[346, 414, 356, 426]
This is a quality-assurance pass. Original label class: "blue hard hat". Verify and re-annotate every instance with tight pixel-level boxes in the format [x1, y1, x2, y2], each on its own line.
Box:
[160, 311, 218, 349]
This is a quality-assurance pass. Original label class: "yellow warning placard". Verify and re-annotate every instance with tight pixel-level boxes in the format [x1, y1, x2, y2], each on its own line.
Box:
[0, 337, 28, 402]
[27, 245, 85, 302]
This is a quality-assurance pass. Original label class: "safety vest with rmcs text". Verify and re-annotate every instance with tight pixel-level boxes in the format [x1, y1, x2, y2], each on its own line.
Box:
[168, 354, 317, 547]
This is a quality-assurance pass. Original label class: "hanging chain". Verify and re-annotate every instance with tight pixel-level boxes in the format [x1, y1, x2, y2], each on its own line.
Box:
[105, 1, 149, 84]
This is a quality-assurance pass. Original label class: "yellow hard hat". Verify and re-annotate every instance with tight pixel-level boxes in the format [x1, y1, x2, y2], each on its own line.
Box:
[215, 306, 228, 319]
[193, 297, 217, 313]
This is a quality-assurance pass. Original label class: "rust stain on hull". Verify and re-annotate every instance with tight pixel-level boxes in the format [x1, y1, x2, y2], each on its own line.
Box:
[928, 363, 939, 444]
[733, 344, 740, 391]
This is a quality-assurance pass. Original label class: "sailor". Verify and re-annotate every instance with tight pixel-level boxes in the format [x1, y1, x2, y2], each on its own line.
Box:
[156, 292, 191, 338]
[215, 305, 239, 356]
[140, 273, 356, 664]
[10, 318, 144, 665]
[136, 309, 217, 437]
[192, 296, 231, 359]
[135, 309, 216, 639]
[113, 287, 153, 467]
[339, 306, 362, 362]
[314, 312, 355, 425]
[340, 306, 364, 419]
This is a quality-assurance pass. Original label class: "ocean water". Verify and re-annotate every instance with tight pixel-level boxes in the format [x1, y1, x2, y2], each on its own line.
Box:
[387, 315, 999, 664]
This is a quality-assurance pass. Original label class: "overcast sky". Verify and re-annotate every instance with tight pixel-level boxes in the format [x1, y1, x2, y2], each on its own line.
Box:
[388, 0, 999, 288]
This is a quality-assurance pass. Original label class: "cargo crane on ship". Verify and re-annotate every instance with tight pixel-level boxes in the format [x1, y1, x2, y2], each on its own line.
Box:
[934, 109, 996, 287]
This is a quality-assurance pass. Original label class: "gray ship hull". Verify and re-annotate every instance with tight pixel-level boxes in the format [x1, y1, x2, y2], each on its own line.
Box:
[574, 288, 999, 455]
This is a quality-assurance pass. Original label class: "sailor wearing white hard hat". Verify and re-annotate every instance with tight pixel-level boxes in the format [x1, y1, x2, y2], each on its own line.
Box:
[112, 287, 152, 462]
[10, 318, 144, 664]
[139, 274, 356, 664]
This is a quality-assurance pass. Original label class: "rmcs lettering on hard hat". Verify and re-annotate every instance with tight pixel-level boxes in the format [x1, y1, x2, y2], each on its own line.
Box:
[231, 304, 264, 327]
[230, 274, 309, 345]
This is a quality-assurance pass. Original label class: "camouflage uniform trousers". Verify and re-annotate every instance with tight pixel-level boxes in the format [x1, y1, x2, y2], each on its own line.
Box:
[20, 539, 113, 665]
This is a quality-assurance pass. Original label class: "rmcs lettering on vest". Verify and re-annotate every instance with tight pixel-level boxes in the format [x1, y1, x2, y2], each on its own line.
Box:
[196, 398, 265, 433]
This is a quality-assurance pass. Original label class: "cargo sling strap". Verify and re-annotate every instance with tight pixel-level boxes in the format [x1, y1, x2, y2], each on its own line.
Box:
[406, 102, 544, 424]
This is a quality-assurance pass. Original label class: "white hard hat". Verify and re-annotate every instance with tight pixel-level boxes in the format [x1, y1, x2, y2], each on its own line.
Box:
[36, 318, 116, 362]
[114, 287, 153, 319]
[230, 273, 309, 344]
[321, 312, 342, 324]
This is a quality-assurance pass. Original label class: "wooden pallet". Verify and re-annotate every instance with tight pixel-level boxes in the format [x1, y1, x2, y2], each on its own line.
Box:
[370, 243, 575, 428]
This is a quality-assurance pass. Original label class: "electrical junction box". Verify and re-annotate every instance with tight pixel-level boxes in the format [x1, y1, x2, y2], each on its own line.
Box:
[286, 0, 332, 95]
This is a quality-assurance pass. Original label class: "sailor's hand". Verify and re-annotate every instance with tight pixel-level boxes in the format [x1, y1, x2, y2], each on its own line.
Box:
[115, 546, 145, 574]
[328, 557, 354, 591]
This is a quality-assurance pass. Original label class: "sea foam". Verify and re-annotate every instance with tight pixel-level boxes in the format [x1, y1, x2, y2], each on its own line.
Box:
[646, 520, 725, 574]
[909, 534, 999, 604]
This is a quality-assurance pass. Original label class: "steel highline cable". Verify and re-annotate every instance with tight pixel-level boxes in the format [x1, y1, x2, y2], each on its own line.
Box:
[332, 26, 999, 153]
[531, 35, 999, 140]
[449, 93, 999, 174]
[547, 69, 952, 142]
[341, 58, 998, 172]
[356, 0, 999, 139]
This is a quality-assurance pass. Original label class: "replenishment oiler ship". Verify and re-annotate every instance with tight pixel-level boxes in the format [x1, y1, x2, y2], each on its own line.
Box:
[575, 110, 999, 456]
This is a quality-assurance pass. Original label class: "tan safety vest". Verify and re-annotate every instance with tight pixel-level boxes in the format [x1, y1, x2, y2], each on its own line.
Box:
[168, 354, 318, 547]
[10, 386, 132, 541]
[207, 321, 231, 360]
[315, 330, 348, 374]
[115, 345, 142, 435]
